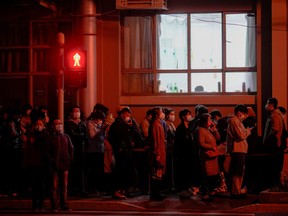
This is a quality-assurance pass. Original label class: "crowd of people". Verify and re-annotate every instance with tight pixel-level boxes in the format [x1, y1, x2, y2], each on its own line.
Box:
[0, 98, 287, 211]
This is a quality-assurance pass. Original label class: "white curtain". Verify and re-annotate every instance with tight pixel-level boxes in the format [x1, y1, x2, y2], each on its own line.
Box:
[124, 17, 152, 69]
[156, 14, 187, 69]
[245, 14, 256, 92]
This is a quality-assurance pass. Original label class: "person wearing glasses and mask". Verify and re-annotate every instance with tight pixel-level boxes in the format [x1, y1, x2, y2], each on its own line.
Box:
[47, 118, 74, 212]
[149, 107, 167, 201]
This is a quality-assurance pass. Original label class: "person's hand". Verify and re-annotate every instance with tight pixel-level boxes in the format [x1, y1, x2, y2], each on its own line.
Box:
[209, 123, 217, 133]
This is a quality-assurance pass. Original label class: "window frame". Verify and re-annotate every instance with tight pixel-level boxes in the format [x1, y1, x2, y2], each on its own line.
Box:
[121, 11, 257, 97]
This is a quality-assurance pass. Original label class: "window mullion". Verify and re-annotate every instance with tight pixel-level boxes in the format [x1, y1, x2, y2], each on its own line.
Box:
[222, 13, 227, 93]
[187, 13, 191, 93]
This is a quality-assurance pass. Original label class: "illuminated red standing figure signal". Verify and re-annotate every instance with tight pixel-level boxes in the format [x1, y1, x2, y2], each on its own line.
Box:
[73, 52, 81, 66]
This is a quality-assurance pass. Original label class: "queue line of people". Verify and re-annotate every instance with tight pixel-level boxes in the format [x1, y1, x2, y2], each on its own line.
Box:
[0, 98, 287, 211]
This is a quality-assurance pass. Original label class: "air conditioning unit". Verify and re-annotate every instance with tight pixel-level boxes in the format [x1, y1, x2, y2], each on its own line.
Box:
[116, 0, 167, 10]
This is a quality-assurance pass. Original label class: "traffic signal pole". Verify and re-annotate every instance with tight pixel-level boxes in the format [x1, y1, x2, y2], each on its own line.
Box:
[57, 32, 65, 123]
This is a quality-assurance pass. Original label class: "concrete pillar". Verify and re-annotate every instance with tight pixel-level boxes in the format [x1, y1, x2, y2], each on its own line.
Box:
[271, 0, 288, 183]
[272, 0, 287, 112]
[76, 0, 97, 116]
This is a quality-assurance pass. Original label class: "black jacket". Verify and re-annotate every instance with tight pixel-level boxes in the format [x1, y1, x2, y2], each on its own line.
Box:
[47, 132, 74, 171]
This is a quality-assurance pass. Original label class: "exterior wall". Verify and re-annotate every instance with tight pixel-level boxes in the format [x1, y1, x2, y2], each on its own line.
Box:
[96, 0, 259, 123]
[96, 15, 122, 117]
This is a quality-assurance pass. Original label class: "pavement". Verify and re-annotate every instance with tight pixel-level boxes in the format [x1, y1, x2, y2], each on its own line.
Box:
[0, 191, 288, 214]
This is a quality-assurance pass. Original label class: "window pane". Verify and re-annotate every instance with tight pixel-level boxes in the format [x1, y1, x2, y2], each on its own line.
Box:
[123, 73, 153, 94]
[226, 14, 256, 67]
[156, 14, 187, 69]
[191, 13, 222, 69]
[225, 72, 256, 92]
[123, 17, 152, 69]
[158, 73, 187, 93]
[191, 73, 222, 92]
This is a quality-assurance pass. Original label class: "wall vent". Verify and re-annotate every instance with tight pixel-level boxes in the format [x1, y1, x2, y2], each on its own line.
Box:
[116, 0, 167, 10]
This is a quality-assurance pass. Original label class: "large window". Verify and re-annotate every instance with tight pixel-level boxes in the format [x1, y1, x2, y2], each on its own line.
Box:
[122, 13, 256, 94]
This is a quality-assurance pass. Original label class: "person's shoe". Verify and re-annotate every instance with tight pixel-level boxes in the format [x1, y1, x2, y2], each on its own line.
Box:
[210, 185, 228, 195]
[113, 190, 127, 200]
[150, 193, 165, 201]
[189, 187, 200, 196]
[240, 186, 248, 194]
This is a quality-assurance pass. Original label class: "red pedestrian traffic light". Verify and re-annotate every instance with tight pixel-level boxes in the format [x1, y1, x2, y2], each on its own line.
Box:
[66, 49, 87, 71]
[65, 49, 87, 88]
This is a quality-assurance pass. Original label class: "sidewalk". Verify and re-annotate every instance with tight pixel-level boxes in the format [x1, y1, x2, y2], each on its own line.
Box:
[1, 192, 288, 214]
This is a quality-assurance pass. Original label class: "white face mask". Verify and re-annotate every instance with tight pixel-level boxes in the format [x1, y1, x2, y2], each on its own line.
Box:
[73, 112, 80, 119]
[96, 120, 103, 128]
[186, 115, 193, 122]
[159, 112, 165, 120]
[35, 125, 44, 132]
[238, 113, 245, 121]
[168, 115, 175, 122]
[55, 124, 63, 133]
[124, 116, 131, 123]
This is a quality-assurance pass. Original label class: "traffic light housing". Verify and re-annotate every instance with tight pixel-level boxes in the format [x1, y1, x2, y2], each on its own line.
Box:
[65, 49, 87, 88]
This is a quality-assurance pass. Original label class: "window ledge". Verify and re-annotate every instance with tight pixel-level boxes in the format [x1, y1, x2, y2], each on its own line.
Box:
[120, 95, 256, 106]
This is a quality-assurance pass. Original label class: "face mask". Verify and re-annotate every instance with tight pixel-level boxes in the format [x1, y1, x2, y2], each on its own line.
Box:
[239, 114, 245, 121]
[45, 116, 49, 123]
[186, 115, 193, 122]
[96, 120, 103, 128]
[159, 112, 165, 120]
[55, 124, 63, 133]
[124, 116, 131, 123]
[73, 112, 80, 119]
[35, 126, 44, 132]
[168, 115, 175, 122]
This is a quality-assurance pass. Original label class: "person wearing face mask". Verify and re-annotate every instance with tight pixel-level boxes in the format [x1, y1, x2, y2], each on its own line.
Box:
[86, 110, 106, 195]
[163, 108, 176, 191]
[47, 118, 74, 212]
[195, 113, 221, 201]
[174, 109, 197, 199]
[149, 107, 166, 201]
[26, 118, 49, 211]
[226, 104, 252, 199]
[64, 106, 87, 195]
[262, 98, 285, 189]
[108, 106, 142, 199]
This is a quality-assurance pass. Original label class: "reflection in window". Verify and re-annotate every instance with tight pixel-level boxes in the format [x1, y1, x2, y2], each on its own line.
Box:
[191, 73, 222, 92]
[122, 73, 154, 94]
[190, 14, 222, 69]
[123, 17, 152, 69]
[158, 73, 187, 93]
[225, 72, 256, 92]
[156, 14, 187, 69]
[226, 14, 256, 67]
